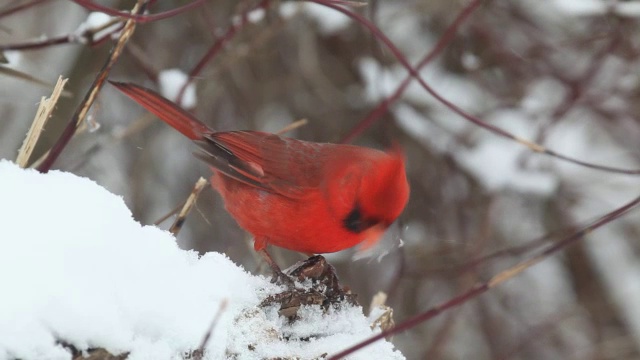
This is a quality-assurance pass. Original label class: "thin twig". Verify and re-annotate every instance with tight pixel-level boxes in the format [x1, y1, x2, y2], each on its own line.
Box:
[153, 202, 185, 226]
[0, 35, 70, 51]
[175, 0, 272, 106]
[275, 118, 308, 135]
[125, 42, 160, 82]
[169, 177, 209, 236]
[112, 112, 156, 140]
[192, 299, 229, 360]
[70, 0, 206, 23]
[37, 0, 148, 173]
[0, 17, 125, 52]
[0, 66, 72, 96]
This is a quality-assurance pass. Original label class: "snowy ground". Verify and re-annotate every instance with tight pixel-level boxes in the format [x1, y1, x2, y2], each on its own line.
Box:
[0, 160, 404, 360]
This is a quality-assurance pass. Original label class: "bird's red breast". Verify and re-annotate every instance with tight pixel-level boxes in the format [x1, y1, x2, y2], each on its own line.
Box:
[110, 81, 410, 254]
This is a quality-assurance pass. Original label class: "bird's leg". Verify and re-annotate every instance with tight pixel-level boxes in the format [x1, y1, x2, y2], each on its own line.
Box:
[258, 248, 295, 288]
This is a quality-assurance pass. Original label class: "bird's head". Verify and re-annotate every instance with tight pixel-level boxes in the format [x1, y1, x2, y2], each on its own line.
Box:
[338, 147, 410, 250]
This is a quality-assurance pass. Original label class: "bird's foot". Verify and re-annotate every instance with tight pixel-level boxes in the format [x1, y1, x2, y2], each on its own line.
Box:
[260, 255, 359, 319]
[270, 269, 296, 289]
[256, 248, 297, 288]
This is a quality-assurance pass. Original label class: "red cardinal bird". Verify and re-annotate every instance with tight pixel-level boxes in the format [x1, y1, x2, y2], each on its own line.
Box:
[110, 81, 409, 281]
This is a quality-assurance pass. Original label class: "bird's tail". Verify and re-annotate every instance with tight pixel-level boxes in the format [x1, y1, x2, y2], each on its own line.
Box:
[110, 81, 211, 140]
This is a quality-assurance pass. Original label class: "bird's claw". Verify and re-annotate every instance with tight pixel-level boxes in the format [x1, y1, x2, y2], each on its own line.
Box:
[271, 270, 296, 289]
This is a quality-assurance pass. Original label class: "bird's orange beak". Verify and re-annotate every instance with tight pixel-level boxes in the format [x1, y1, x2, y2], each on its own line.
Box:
[358, 223, 387, 251]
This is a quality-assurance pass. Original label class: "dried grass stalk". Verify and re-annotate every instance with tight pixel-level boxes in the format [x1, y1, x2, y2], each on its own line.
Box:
[170, 177, 209, 236]
[16, 76, 68, 168]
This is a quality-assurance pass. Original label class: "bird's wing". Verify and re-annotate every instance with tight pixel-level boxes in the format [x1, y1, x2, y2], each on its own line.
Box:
[199, 131, 324, 199]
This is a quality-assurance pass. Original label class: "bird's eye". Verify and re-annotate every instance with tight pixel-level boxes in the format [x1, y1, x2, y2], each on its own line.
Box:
[342, 204, 378, 233]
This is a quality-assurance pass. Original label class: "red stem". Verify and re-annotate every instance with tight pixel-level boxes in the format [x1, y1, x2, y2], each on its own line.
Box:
[0, 35, 70, 51]
[0, 21, 125, 52]
[70, 0, 205, 23]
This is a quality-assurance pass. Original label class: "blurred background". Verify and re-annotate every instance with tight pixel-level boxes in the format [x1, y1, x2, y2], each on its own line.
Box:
[2, 0, 640, 358]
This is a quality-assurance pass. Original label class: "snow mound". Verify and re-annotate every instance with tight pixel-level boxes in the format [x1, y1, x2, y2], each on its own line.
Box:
[0, 160, 403, 360]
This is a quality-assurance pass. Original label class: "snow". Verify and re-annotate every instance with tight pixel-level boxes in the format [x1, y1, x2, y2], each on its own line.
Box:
[455, 137, 559, 195]
[551, 0, 607, 16]
[247, 8, 266, 24]
[461, 52, 480, 71]
[302, 3, 352, 35]
[393, 104, 558, 195]
[552, 0, 640, 18]
[0, 160, 404, 360]
[279, 3, 352, 35]
[73, 12, 121, 44]
[158, 69, 197, 109]
[393, 103, 450, 153]
[278, 2, 298, 19]
[358, 57, 400, 103]
[584, 225, 640, 349]
[3, 51, 22, 67]
[615, 2, 640, 17]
